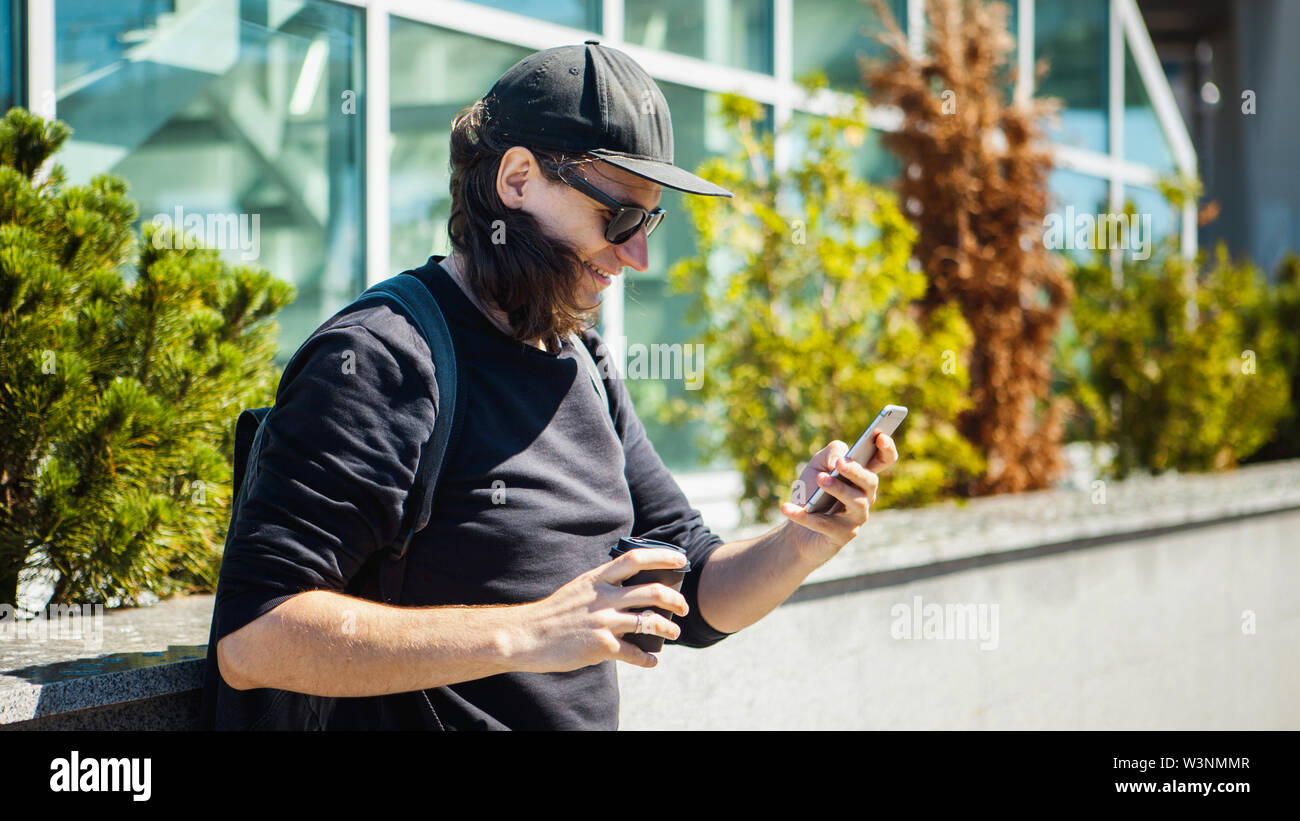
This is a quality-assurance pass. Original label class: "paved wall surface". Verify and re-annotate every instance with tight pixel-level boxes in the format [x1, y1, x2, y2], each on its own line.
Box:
[618, 509, 1300, 729]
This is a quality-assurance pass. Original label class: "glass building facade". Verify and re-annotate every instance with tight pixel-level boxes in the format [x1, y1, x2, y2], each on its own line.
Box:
[51, 0, 365, 350]
[9, 0, 1195, 478]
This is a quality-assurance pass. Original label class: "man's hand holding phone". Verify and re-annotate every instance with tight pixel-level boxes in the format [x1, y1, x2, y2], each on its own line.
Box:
[779, 406, 903, 563]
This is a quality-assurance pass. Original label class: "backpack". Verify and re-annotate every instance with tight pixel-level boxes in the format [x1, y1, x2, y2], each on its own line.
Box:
[202, 263, 612, 730]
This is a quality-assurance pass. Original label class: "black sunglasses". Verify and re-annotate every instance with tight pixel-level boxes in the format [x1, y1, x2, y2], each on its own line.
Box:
[543, 159, 666, 245]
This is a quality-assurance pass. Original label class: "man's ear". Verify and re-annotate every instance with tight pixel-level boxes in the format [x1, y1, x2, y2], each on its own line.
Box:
[496, 146, 537, 210]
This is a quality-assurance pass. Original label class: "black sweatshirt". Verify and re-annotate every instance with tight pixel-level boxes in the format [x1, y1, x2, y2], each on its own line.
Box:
[201, 255, 732, 730]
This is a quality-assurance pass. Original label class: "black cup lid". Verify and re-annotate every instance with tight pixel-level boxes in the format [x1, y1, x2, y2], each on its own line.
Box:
[610, 536, 689, 569]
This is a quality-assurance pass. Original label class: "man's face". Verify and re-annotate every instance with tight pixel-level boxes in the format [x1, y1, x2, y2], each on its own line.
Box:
[498, 148, 663, 311]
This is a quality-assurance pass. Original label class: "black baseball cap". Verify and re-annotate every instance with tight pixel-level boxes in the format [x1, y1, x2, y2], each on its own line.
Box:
[480, 40, 734, 198]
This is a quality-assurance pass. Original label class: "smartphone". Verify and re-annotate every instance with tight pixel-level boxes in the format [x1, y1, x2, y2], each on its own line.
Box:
[802, 404, 908, 514]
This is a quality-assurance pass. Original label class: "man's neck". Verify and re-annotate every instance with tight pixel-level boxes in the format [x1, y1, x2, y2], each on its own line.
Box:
[442, 252, 549, 352]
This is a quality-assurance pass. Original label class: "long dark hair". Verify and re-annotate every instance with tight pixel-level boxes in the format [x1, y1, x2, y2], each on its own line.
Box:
[447, 98, 600, 347]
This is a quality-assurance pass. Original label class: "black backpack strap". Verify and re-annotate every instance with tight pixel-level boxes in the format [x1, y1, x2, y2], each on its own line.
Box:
[228, 406, 274, 538]
[233, 407, 271, 495]
[349, 272, 462, 605]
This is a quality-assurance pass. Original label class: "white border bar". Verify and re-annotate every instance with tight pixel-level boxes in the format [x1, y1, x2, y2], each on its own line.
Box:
[365, 0, 391, 286]
[26, 0, 56, 121]
[1052, 144, 1159, 187]
[601, 0, 623, 46]
[1016, 0, 1034, 104]
[773, 0, 793, 174]
[1108, 0, 1124, 215]
[388, 0, 599, 49]
[1115, 0, 1198, 259]
[1114, 0, 1196, 176]
[907, 0, 925, 57]
[1108, 0, 1124, 281]
[389, 1, 788, 112]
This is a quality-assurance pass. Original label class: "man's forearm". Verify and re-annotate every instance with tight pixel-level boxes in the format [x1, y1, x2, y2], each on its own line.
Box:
[217, 590, 526, 697]
[694, 521, 825, 635]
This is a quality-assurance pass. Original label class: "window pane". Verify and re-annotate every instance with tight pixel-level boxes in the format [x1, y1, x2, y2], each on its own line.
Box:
[792, 0, 906, 92]
[624, 0, 773, 74]
[626, 84, 772, 472]
[2, 0, 15, 113]
[466, 0, 600, 31]
[1035, 0, 1108, 153]
[388, 21, 531, 269]
[1123, 39, 1177, 173]
[54, 0, 365, 367]
[1126, 185, 1177, 246]
[1049, 168, 1110, 215]
[1047, 168, 1110, 262]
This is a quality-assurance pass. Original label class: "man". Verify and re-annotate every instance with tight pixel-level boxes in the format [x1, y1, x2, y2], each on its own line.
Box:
[202, 41, 897, 730]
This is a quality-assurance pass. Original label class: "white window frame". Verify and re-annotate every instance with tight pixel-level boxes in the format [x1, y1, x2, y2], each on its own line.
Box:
[25, 0, 56, 184]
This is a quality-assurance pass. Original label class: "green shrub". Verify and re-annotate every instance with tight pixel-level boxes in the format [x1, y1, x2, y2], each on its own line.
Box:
[661, 92, 983, 523]
[1060, 235, 1291, 477]
[1243, 252, 1300, 463]
[0, 108, 294, 607]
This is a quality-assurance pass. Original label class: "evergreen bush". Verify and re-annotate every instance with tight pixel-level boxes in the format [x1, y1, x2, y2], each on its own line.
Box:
[0, 109, 294, 607]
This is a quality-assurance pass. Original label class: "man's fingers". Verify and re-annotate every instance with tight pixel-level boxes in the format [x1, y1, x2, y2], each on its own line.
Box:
[614, 584, 688, 618]
[614, 637, 662, 668]
[814, 470, 870, 507]
[612, 610, 682, 643]
[827, 457, 879, 506]
[597, 548, 687, 585]
[866, 432, 898, 472]
[780, 501, 845, 535]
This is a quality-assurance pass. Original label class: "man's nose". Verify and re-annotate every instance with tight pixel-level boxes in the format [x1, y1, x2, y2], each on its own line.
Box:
[613, 228, 650, 273]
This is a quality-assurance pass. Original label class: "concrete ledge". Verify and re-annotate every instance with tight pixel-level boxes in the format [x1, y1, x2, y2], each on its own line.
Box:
[1, 687, 202, 731]
[1, 593, 213, 728]
[3, 458, 1298, 729]
[724, 458, 1300, 586]
[0, 650, 204, 726]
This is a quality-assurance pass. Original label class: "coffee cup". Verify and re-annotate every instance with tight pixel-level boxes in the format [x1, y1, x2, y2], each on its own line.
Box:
[608, 536, 690, 653]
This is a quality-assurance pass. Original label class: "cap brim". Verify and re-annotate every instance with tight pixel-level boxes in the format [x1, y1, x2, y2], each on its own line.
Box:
[587, 148, 734, 197]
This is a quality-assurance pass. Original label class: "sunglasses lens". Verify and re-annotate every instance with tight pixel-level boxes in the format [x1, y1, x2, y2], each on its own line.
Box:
[608, 209, 644, 244]
[644, 211, 664, 238]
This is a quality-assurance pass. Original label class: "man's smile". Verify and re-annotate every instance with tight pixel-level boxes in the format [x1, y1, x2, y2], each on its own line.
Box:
[584, 260, 618, 287]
